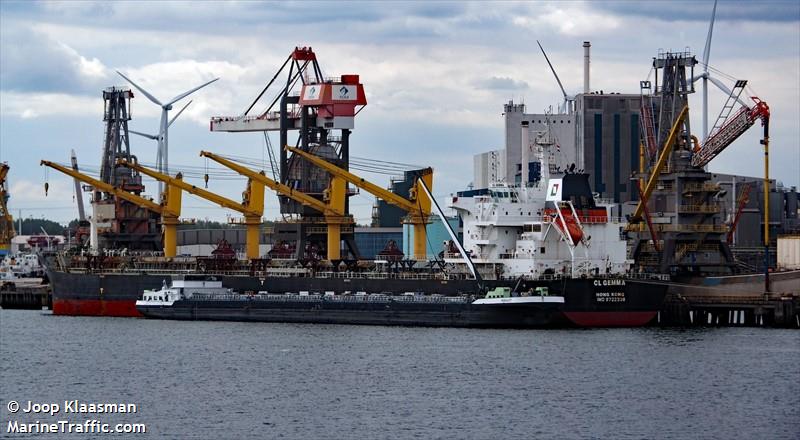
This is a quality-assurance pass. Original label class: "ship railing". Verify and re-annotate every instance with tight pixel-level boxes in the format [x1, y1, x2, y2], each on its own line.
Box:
[496, 272, 670, 282]
[192, 292, 474, 304]
[314, 271, 448, 281]
[543, 215, 616, 224]
[629, 223, 728, 233]
[678, 203, 721, 214]
[683, 183, 721, 193]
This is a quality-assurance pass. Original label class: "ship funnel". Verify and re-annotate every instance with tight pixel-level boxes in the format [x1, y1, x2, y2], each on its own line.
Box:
[583, 41, 591, 93]
[521, 121, 530, 186]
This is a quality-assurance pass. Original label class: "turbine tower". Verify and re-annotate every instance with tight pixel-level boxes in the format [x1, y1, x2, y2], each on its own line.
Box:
[691, 0, 749, 143]
[700, 0, 717, 139]
[116, 71, 218, 192]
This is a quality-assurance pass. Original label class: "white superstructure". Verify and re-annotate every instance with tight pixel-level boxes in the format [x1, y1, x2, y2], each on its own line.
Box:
[448, 128, 631, 280]
[0, 252, 45, 279]
[137, 276, 232, 307]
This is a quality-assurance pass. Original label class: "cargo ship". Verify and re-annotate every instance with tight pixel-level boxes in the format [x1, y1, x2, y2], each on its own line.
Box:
[49, 129, 668, 327]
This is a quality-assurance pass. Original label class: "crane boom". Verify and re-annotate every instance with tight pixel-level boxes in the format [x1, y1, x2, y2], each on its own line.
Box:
[70, 150, 86, 221]
[118, 160, 258, 216]
[40, 160, 166, 214]
[118, 159, 265, 259]
[199, 151, 341, 216]
[285, 146, 421, 212]
[0, 164, 14, 248]
[727, 183, 752, 244]
[630, 105, 689, 222]
[691, 97, 769, 168]
[41, 160, 188, 257]
[286, 145, 434, 260]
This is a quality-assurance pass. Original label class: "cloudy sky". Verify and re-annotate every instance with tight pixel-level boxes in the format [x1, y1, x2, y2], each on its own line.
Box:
[1, 0, 798, 225]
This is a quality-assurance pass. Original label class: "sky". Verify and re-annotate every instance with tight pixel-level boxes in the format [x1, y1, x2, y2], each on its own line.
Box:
[1, 0, 798, 226]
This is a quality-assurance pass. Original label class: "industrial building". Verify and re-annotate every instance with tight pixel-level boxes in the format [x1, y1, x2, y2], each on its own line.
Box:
[472, 43, 798, 274]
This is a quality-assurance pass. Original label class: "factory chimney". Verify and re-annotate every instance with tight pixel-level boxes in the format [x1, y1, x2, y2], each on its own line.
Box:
[583, 41, 591, 93]
[521, 121, 530, 186]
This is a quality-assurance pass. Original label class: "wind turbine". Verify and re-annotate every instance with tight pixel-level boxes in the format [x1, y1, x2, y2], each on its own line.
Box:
[129, 100, 193, 160]
[116, 71, 218, 192]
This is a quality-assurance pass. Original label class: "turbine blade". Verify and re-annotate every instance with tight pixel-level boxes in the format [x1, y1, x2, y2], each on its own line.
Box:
[116, 71, 162, 106]
[166, 77, 219, 106]
[129, 129, 158, 140]
[690, 72, 708, 83]
[702, 0, 717, 71]
[707, 75, 749, 107]
[536, 40, 568, 100]
[168, 100, 192, 127]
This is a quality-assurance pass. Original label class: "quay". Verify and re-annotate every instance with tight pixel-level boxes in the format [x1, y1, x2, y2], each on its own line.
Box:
[0, 279, 51, 310]
[659, 271, 800, 328]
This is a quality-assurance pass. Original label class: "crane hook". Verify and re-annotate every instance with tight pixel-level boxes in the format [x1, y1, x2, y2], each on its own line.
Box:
[44, 181, 49, 196]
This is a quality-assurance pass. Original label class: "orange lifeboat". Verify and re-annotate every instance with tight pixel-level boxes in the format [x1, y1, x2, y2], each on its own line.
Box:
[562, 209, 584, 244]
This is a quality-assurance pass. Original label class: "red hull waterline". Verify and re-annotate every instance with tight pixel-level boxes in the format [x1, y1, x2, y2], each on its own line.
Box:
[564, 311, 657, 327]
[53, 299, 142, 318]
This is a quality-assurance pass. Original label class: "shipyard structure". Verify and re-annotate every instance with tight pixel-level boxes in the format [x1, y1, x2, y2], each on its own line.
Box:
[473, 43, 798, 276]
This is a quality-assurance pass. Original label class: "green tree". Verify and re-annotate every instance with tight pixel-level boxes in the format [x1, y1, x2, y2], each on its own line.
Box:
[18, 218, 66, 235]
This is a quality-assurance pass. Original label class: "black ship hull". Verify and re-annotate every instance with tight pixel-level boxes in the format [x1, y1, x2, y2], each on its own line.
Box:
[48, 269, 484, 317]
[137, 278, 666, 328]
[49, 269, 666, 327]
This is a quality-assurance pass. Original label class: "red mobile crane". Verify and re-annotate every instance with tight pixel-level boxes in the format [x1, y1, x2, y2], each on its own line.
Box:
[690, 86, 771, 291]
[692, 95, 770, 168]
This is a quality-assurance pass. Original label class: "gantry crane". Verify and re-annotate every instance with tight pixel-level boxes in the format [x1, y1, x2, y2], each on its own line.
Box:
[199, 151, 353, 261]
[0, 164, 15, 257]
[40, 160, 183, 257]
[285, 146, 434, 261]
[117, 160, 265, 260]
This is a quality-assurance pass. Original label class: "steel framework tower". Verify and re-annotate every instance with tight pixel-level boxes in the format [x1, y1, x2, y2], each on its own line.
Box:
[631, 51, 735, 276]
[92, 87, 161, 251]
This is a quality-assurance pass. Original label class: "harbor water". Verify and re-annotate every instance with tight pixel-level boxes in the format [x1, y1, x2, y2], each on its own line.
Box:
[1, 309, 798, 439]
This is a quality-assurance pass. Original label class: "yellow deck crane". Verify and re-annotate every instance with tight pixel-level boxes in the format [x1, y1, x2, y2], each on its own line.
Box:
[40, 160, 183, 256]
[628, 105, 689, 226]
[198, 151, 352, 261]
[117, 160, 265, 260]
[0, 164, 15, 256]
[285, 146, 434, 260]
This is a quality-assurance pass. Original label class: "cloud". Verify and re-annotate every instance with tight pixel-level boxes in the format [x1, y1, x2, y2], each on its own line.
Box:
[593, 0, 800, 23]
[0, 92, 101, 119]
[513, 4, 621, 36]
[0, 24, 109, 94]
[476, 76, 530, 91]
[9, 178, 74, 204]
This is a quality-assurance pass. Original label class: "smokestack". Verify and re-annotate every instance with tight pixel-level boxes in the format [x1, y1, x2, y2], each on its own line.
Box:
[583, 41, 591, 93]
[521, 121, 530, 186]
